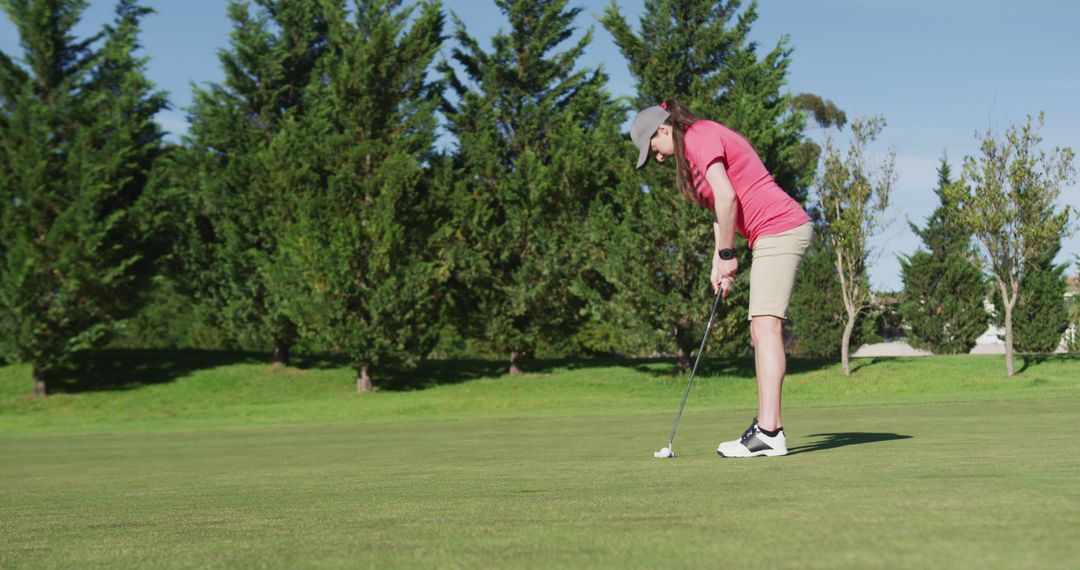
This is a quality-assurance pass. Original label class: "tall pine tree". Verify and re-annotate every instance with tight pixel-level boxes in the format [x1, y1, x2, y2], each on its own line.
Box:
[899, 157, 987, 354]
[440, 0, 626, 374]
[600, 0, 812, 369]
[0, 0, 167, 395]
[266, 0, 446, 392]
[180, 0, 333, 364]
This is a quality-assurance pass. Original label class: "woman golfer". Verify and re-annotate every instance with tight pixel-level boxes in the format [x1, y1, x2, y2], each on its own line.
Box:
[631, 100, 812, 458]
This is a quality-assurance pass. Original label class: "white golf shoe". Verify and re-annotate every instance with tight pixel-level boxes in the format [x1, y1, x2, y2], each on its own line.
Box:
[717, 419, 787, 457]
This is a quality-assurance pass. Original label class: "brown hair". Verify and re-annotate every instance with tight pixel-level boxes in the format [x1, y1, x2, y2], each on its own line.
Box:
[661, 99, 702, 202]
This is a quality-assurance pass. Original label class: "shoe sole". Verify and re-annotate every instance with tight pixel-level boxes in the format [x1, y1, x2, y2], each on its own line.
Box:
[717, 449, 788, 458]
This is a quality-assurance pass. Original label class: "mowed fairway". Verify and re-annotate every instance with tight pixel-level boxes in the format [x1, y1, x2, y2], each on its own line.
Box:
[2, 354, 1079, 568]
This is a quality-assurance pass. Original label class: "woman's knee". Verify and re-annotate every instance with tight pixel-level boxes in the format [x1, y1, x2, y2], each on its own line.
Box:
[751, 315, 783, 339]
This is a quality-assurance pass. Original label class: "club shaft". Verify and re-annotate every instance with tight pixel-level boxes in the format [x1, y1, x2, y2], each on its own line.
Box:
[667, 289, 725, 447]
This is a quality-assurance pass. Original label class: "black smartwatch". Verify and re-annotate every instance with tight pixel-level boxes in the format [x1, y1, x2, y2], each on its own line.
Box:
[717, 248, 736, 260]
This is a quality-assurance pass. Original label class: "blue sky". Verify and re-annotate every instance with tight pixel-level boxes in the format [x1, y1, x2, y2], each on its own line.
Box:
[2, 0, 1077, 291]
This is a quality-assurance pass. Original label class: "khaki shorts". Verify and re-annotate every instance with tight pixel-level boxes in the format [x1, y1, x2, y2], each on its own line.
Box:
[748, 222, 813, 320]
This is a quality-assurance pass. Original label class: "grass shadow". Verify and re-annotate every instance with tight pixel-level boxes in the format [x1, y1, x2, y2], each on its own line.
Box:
[848, 356, 896, 373]
[629, 356, 837, 379]
[375, 354, 793, 391]
[51, 348, 267, 394]
[787, 432, 912, 456]
[377, 355, 656, 391]
[377, 359, 509, 391]
[1017, 352, 1079, 375]
[42, 349, 891, 395]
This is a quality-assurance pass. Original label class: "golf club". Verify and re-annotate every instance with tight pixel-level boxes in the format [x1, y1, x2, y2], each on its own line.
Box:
[653, 286, 726, 459]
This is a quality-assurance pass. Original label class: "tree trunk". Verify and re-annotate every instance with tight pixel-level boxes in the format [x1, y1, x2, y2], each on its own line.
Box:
[1003, 288, 1016, 377]
[509, 351, 527, 375]
[841, 309, 856, 376]
[273, 341, 291, 368]
[272, 318, 296, 367]
[32, 365, 47, 398]
[834, 248, 856, 376]
[356, 362, 372, 393]
[674, 322, 692, 375]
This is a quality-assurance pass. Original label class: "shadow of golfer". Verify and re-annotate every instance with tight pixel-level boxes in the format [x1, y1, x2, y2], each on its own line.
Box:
[786, 432, 912, 455]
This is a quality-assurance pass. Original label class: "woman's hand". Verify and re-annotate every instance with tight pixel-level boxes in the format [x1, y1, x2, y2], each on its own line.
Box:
[711, 257, 738, 297]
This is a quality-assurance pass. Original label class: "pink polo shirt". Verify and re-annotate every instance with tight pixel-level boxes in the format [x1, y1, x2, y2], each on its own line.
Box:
[683, 120, 810, 249]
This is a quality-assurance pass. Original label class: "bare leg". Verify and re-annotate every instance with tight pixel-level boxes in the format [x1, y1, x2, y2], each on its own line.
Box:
[751, 315, 786, 431]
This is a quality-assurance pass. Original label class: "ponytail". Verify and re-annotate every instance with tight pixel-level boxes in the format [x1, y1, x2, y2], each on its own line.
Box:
[661, 99, 701, 202]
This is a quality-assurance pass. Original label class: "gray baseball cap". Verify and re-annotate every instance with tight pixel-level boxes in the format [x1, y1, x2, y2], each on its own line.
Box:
[630, 105, 670, 169]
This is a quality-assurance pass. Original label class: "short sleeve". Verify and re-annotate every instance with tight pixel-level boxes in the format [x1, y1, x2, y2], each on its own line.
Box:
[683, 122, 726, 173]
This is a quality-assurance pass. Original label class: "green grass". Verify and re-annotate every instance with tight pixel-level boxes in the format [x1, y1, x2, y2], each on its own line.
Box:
[2, 352, 1079, 568]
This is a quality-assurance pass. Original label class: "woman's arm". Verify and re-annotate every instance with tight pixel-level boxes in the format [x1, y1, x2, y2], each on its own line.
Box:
[706, 161, 738, 294]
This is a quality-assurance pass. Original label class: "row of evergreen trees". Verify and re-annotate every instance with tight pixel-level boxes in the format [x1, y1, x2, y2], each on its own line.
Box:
[2, 0, 1074, 396]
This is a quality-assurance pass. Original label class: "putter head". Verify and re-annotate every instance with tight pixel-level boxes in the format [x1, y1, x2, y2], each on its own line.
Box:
[653, 446, 675, 459]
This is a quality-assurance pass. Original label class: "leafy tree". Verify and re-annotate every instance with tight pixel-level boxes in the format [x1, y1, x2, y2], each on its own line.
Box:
[600, 0, 812, 369]
[0, 0, 167, 395]
[899, 157, 988, 353]
[816, 116, 896, 375]
[786, 92, 844, 202]
[944, 113, 1076, 375]
[791, 93, 846, 130]
[440, 0, 625, 374]
[266, 0, 446, 392]
[992, 243, 1070, 353]
[179, 0, 333, 365]
[788, 233, 873, 357]
[784, 94, 850, 359]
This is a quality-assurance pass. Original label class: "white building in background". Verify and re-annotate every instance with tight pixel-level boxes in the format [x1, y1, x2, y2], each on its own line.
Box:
[970, 323, 1008, 354]
[970, 299, 1007, 355]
